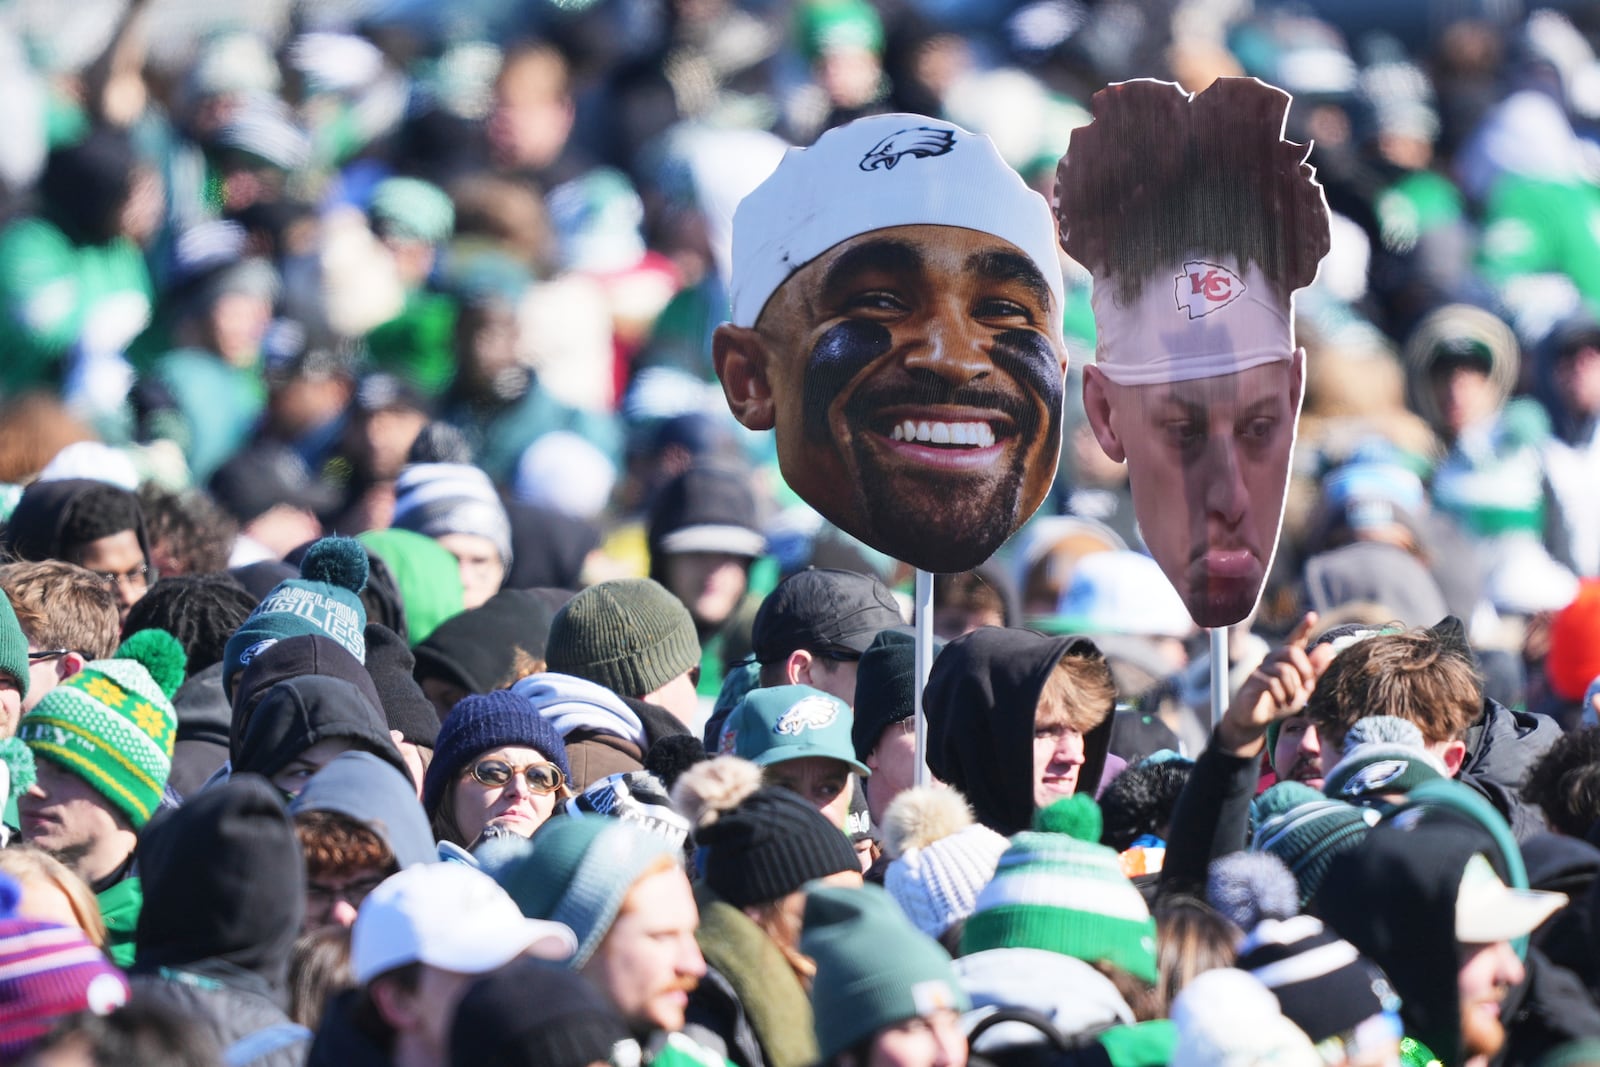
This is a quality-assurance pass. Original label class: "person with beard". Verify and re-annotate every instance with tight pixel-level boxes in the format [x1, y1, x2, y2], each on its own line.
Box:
[15, 629, 184, 967]
[921, 627, 1116, 837]
[712, 114, 1068, 575]
[1058, 77, 1330, 628]
[496, 817, 732, 1066]
[1315, 791, 1586, 1067]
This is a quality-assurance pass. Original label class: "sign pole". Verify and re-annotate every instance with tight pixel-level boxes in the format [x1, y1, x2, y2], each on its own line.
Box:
[1209, 625, 1229, 727]
[913, 569, 934, 786]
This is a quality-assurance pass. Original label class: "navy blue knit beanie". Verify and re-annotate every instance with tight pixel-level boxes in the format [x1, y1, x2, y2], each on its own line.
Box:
[423, 691, 572, 816]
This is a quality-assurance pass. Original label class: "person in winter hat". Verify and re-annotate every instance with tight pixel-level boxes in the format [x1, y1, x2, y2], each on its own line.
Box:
[390, 462, 514, 610]
[958, 796, 1173, 1066]
[1321, 716, 1448, 807]
[855, 628, 944, 828]
[923, 628, 1117, 835]
[221, 536, 370, 700]
[423, 690, 573, 848]
[0, 871, 130, 1063]
[15, 628, 185, 967]
[290, 751, 437, 932]
[130, 775, 313, 1067]
[882, 787, 1008, 950]
[671, 756, 862, 1067]
[545, 577, 704, 729]
[803, 883, 971, 1067]
[494, 817, 730, 1065]
[1315, 796, 1573, 1067]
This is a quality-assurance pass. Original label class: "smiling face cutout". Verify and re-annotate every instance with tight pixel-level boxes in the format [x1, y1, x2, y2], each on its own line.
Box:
[716, 223, 1067, 573]
[717, 113, 1068, 574]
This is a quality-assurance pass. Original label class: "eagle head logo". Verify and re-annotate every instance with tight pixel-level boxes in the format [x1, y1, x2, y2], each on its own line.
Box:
[859, 127, 957, 172]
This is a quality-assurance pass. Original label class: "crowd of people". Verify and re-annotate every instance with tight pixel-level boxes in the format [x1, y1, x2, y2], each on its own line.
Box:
[1, 0, 1600, 1065]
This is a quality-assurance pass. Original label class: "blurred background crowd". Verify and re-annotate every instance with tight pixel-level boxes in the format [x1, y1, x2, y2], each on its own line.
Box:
[2, 0, 1600, 747]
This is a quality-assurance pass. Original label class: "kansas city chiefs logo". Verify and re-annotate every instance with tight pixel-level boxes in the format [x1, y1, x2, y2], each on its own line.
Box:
[773, 695, 841, 735]
[1173, 260, 1246, 319]
[860, 127, 957, 171]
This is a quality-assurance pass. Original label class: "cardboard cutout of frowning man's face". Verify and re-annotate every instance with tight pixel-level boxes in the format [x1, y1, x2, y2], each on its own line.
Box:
[1058, 78, 1331, 628]
[714, 115, 1069, 574]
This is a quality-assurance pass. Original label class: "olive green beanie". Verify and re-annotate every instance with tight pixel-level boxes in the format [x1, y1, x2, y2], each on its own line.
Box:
[546, 579, 701, 698]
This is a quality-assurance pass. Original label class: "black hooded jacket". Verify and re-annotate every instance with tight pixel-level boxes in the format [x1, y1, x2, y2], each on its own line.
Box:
[233, 675, 410, 784]
[1461, 697, 1561, 840]
[923, 627, 1114, 837]
[231, 636, 388, 753]
[132, 775, 310, 1066]
[0, 476, 151, 563]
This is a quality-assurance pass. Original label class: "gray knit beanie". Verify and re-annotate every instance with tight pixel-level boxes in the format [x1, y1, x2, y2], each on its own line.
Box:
[545, 579, 701, 698]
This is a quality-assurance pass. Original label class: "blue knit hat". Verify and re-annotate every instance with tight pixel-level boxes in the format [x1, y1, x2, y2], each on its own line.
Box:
[495, 817, 680, 968]
[424, 691, 573, 816]
[221, 537, 369, 696]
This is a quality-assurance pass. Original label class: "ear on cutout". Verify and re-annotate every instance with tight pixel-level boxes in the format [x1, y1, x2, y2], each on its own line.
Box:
[1081, 364, 1127, 463]
[712, 324, 776, 431]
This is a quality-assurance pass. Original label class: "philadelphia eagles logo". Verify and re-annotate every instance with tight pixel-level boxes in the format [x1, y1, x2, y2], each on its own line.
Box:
[860, 127, 957, 171]
[773, 695, 841, 735]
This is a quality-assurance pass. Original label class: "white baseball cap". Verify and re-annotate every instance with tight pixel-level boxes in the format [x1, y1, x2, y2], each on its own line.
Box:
[1454, 853, 1566, 944]
[729, 113, 1065, 329]
[351, 862, 578, 983]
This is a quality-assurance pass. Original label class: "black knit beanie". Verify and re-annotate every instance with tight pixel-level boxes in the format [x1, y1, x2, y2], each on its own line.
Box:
[697, 786, 860, 908]
[411, 588, 557, 694]
[851, 628, 923, 763]
[546, 579, 701, 698]
[450, 957, 634, 1067]
[363, 623, 440, 747]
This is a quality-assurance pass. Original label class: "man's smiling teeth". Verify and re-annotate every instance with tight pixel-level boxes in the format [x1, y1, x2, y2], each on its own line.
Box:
[888, 420, 996, 447]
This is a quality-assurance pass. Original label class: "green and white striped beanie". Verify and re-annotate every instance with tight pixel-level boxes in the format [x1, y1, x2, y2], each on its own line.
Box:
[960, 795, 1158, 984]
[16, 629, 185, 829]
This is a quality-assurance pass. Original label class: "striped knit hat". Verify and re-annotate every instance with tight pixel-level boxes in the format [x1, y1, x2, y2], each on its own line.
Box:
[0, 876, 130, 1060]
[392, 462, 513, 568]
[1251, 783, 1379, 908]
[16, 630, 184, 829]
[960, 795, 1158, 984]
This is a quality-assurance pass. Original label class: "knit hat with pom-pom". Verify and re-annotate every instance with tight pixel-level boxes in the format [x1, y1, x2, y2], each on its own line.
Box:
[672, 755, 859, 908]
[1251, 783, 1378, 908]
[960, 795, 1158, 983]
[883, 787, 1008, 938]
[221, 536, 369, 696]
[1206, 851, 1302, 933]
[17, 629, 185, 828]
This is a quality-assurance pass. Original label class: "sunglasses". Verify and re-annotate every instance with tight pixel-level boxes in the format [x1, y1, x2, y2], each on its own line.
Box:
[466, 758, 566, 794]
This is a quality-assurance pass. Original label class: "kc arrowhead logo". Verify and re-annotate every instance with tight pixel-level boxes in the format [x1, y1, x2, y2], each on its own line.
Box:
[1173, 260, 1246, 319]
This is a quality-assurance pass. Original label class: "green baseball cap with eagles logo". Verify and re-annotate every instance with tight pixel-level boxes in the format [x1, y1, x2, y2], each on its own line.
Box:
[722, 684, 871, 776]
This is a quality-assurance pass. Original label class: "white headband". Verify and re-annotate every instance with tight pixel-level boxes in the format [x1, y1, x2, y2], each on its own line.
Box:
[728, 113, 1065, 329]
[1090, 259, 1294, 386]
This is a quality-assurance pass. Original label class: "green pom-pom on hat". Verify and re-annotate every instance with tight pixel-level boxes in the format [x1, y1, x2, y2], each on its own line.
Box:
[116, 628, 187, 699]
[301, 536, 369, 593]
[1033, 794, 1103, 842]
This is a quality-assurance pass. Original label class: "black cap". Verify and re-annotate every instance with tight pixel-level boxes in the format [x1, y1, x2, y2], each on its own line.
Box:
[752, 568, 904, 664]
[208, 443, 338, 524]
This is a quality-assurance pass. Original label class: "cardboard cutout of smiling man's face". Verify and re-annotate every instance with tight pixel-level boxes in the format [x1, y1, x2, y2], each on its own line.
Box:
[715, 115, 1068, 574]
[1058, 77, 1330, 628]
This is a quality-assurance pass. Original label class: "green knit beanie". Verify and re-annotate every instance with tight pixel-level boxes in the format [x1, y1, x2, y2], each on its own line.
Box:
[1251, 782, 1378, 907]
[16, 629, 185, 828]
[546, 579, 702, 698]
[960, 796, 1159, 984]
[495, 815, 681, 968]
[803, 883, 969, 1062]
[0, 590, 28, 700]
